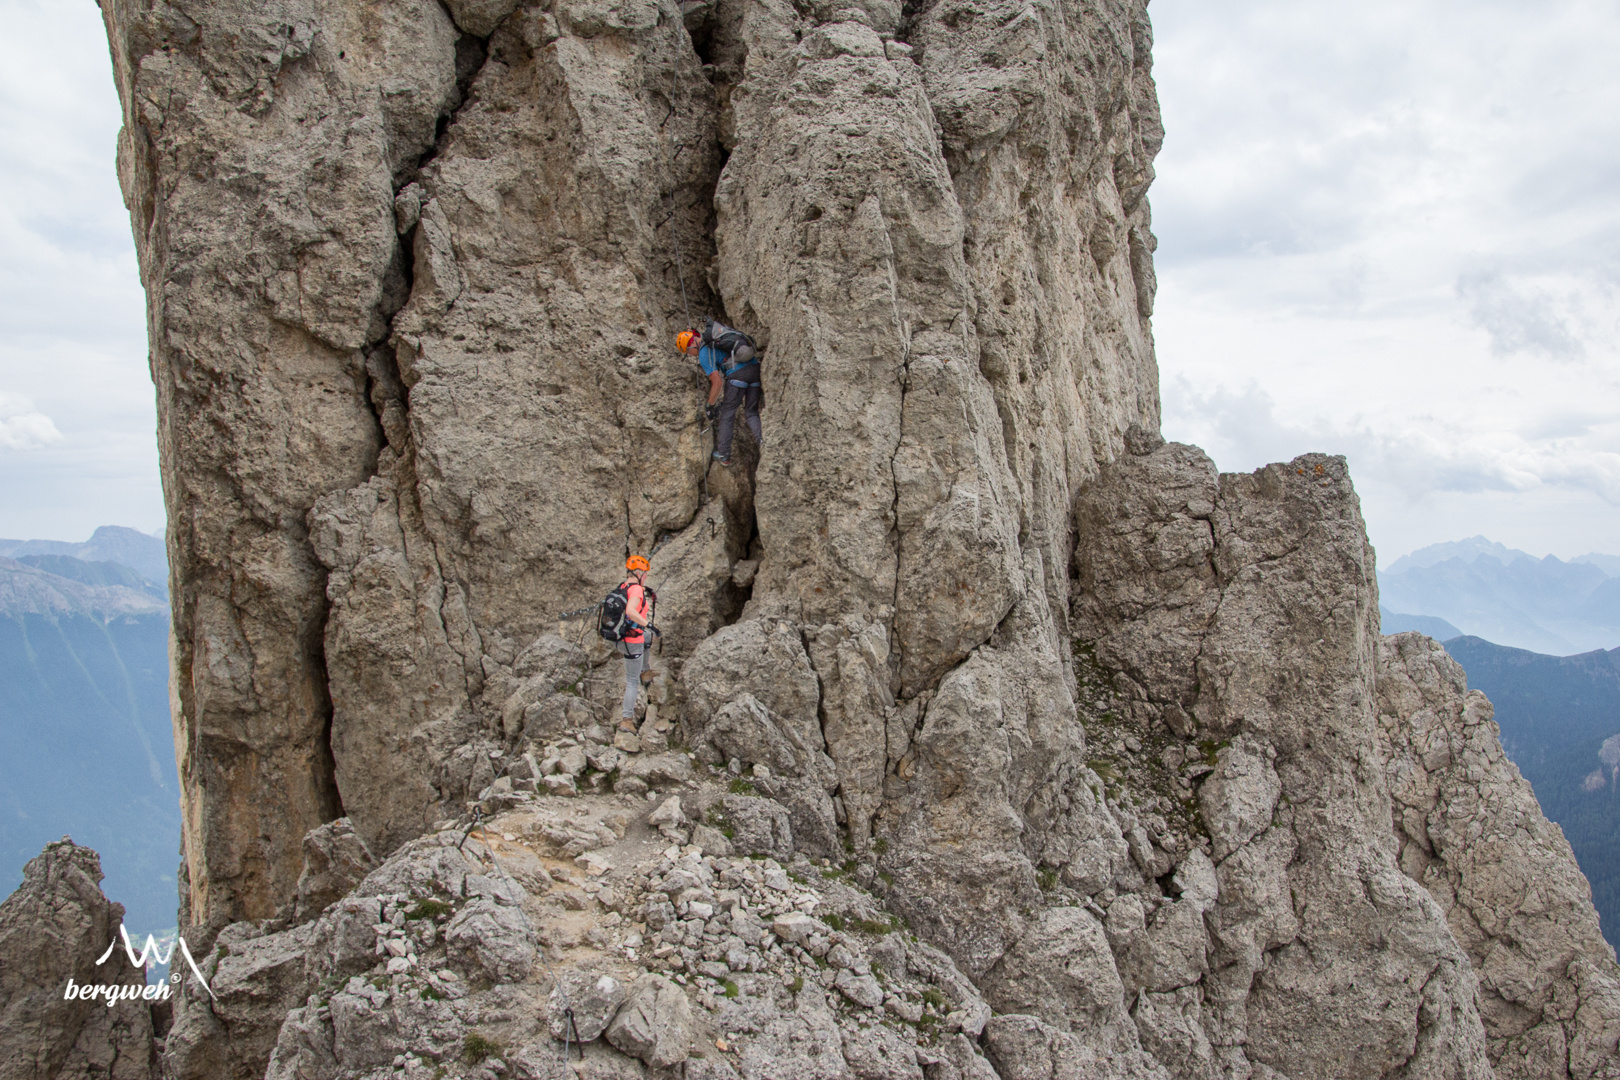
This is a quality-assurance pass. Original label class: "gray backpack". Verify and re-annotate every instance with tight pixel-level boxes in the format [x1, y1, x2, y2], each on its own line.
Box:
[701, 319, 758, 374]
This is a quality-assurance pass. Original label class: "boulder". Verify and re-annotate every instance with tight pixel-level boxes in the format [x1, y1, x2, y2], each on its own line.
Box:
[771, 912, 829, 947]
[682, 620, 834, 787]
[834, 970, 884, 1009]
[619, 753, 696, 791]
[706, 695, 811, 780]
[605, 975, 693, 1067]
[293, 817, 378, 923]
[689, 824, 732, 857]
[445, 899, 536, 983]
[718, 795, 794, 861]
[548, 972, 628, 1043]
[647, 796, 686, 828]
[751, 774, 842, 858]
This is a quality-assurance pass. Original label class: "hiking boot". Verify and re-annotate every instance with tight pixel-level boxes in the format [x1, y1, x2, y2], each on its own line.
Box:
[712, 451, 731, 465]
[617, 717, 638, 734]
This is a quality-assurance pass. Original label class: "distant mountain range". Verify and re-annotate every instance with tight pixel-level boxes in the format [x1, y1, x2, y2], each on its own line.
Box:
[1442, 636, 1620, 951]
[1377, 609, 1463, 640]
[0, 525, 169, 590]
[1379, 535, 1620, 655]
[0, 528, 177, 934]
[1377, 537, 1620, 944]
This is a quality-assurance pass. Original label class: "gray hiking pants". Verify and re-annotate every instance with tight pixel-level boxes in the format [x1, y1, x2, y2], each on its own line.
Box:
[617, 641, 645, 720]
[716, 373, 762, 460]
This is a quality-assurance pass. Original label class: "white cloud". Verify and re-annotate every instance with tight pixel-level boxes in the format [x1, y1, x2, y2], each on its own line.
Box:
[1150, 0, 1620, 561]
[1455, 269, 1596, 360]
[1165, 376, 1620, 505]
[0, 0, 159, 540]
[0, 392, 63, 450]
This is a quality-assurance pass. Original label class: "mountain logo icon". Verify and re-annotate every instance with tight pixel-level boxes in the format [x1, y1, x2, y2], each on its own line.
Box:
[61, 924, 216, 1003]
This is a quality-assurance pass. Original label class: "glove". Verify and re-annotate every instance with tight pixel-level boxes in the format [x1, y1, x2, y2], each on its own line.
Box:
[705, 404, 720, 421]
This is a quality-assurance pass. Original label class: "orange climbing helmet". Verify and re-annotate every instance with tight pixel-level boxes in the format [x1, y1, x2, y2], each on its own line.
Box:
[625, 555, 650, 573]
[676, 330, 700, 353]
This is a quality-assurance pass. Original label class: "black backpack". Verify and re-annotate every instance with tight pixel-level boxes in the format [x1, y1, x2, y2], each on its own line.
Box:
[598, 581, 656, 643]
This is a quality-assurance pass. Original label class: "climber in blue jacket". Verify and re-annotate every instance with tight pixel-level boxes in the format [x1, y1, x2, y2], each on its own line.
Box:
[678, 321, 762, 466]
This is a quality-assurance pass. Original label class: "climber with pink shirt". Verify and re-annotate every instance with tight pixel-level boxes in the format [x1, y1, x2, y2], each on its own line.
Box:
[598, 555, 657, 735]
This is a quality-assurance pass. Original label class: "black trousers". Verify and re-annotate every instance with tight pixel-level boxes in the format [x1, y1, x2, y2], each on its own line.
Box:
[716, 371, 762, 458]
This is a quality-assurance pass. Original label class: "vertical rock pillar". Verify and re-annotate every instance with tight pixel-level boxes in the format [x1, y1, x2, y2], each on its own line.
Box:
[100, 0, 463, 933]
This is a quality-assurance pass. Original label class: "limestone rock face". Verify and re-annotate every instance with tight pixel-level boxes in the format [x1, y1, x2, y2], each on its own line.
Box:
[102, 0, 1158, 937]
[715, 0, 1160, 700]
[293, 816, 378, 922]
[1071, 442, 1499, 1079]
[101, 0, 463, 935]
[1378, 633, 1620, 1079]
[0, 841, 156, 1080]
[98, 0, 1620, 1076]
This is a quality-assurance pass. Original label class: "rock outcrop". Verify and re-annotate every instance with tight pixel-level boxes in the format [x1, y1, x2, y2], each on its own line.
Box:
[154, 775, 1010, 1080]
[90, 0, 1620, 1077]
[101, 0, 1157, 937]
[1072, 441, 1493, 1078]
[0, 840, 158, 1080]
[1379, 634, 1620, 1078]
[1070, 438, 1620, 1078]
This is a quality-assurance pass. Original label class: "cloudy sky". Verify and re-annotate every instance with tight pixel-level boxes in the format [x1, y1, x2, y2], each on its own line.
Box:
[0, 0, 1616, 564]
[0, 1, 154, 542]
[1151, 0, 1620, 561]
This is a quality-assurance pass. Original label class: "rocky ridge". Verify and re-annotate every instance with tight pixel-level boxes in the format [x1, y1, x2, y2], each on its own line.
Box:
[76, 0, 1620, 1076]
[12, 469, 1620, 1077]
[71, 576, 1620, 1080]
[0, 841, 160, 1080]
[158, 769, 1026, 1080]
[1379, 635, 1620, 1076]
